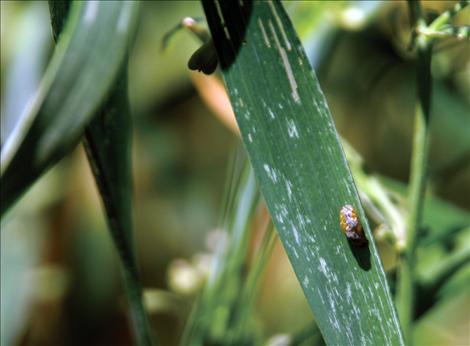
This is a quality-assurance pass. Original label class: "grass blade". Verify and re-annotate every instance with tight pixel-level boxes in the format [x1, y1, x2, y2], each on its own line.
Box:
[1, 1, 139, 216]
[182, 159, 261, 345]
[47, 2, 154, 345]
[202, 1, 404, 344]
[83, 72, 154, 346]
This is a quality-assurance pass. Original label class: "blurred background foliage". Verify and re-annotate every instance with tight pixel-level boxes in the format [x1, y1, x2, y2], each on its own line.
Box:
[1, 1, 469, 346]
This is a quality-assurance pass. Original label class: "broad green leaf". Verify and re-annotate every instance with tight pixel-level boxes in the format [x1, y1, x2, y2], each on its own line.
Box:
[202, 1, 404, 344]
[47, 2, 154, 345]
[1, 1, 139, 216]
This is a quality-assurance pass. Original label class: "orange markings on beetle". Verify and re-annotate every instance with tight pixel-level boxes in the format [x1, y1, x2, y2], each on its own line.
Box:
[339, 205, 368, 246]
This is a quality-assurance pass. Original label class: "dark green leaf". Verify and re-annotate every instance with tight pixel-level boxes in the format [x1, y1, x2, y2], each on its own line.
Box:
[83, 72, 154, 346]
[1, 1, 139, 216]
[46, 2, 154, 345]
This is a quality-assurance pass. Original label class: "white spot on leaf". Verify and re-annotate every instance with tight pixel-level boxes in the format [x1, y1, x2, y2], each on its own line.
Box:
[287, 118, 299, 138]
[263, 164, 278, 183]
[319, 257, 329, 278]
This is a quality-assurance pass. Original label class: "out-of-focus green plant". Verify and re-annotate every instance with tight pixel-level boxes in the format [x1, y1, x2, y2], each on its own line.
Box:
[1, 1, 154, 345]
[396, 1, 469, 343]
[181, 158, 268, 345]
[1, 1, 469, 345]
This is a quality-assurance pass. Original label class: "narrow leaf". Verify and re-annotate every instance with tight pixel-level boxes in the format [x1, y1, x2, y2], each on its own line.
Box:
[1, 1, 139, 216]
[83, 73, 154, 346]
[182, 160, 261, 345]
[47, 2, 154, 345]
[202, 1, 404, 344]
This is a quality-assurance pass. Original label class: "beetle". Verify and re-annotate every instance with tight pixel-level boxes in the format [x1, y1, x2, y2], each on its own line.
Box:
[339, 204, 368, 246]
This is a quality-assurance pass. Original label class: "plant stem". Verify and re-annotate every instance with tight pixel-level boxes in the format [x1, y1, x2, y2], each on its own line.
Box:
[233, 222, 276, 340]
[397, 1, 433, 343]
[241, 223, 276, 308]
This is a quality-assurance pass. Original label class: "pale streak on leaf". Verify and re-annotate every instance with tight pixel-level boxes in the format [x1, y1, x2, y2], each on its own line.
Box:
[268, 1, 291, 51]
[268, 20, 300, 103]
[258, 19, 271, 48]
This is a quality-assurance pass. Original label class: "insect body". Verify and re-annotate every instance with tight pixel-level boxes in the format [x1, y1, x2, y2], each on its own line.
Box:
[339, 205, 368, 246]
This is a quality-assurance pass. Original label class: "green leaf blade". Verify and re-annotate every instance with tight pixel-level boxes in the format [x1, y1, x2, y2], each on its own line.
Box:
[203, 1, 404, 345]
[47, 2, 154, 345]
[83, 74, 154, 346]
[1, 1, 139, 216]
